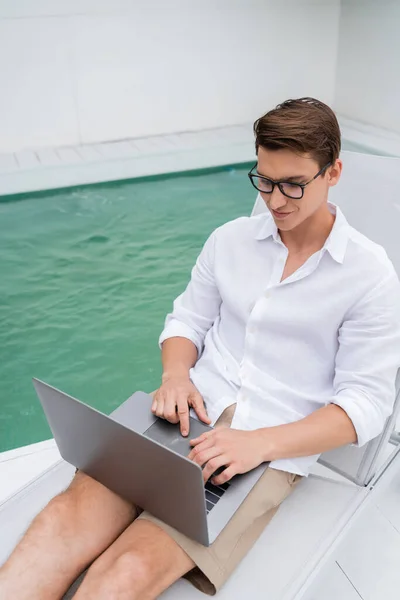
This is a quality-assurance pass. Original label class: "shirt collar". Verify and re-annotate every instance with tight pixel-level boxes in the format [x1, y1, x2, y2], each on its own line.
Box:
[254, 202, 349, 264]
[254, 210, 280, 242]
[324, 203, 349, 264]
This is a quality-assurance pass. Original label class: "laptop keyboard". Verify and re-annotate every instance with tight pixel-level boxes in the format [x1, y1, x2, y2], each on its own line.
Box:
[205, 480, 231, 514]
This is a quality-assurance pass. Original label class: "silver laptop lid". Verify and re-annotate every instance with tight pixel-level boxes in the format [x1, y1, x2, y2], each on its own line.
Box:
[32, 378, 210, 545]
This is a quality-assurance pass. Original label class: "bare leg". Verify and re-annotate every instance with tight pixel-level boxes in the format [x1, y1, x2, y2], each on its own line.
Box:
[73, 519, 195, 600]
[0, 472, 138, 600]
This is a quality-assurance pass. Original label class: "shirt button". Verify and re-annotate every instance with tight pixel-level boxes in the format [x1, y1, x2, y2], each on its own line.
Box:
[248, 326, 256, 334]
[264, 292, 270, 298]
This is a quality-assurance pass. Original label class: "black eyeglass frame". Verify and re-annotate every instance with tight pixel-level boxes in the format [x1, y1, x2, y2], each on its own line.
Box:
[248, 161, 332, 199]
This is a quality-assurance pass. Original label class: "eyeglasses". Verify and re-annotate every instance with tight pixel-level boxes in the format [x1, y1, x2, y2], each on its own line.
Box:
[248, 162, 331, 200]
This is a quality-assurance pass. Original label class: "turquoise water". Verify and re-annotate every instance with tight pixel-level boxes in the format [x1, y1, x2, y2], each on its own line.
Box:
[0, 165, 253, 452]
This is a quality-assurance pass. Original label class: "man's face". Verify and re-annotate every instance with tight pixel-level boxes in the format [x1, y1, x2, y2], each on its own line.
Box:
[256, 146, 342, 232]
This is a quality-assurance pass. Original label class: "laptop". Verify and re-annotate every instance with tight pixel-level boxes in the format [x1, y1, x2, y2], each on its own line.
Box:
[33, 378, 269, 546]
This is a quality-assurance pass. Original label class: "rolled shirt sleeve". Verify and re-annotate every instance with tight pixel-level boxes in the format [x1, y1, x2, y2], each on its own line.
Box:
[332, 270, 400, 447]
[159, 230, 222, 356]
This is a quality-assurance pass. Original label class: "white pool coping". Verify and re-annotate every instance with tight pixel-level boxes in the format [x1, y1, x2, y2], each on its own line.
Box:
[0, 123, 256, 196]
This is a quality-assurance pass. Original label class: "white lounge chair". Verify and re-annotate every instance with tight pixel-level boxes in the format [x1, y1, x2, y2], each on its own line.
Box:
[1, 150, 399, 599]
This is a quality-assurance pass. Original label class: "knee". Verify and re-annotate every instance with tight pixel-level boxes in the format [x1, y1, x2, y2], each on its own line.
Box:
[91, 551, 154, 595]
[40, 484, 83, 534]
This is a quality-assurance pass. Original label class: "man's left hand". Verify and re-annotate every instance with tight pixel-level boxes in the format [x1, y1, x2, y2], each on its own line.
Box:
[188, 428, 264, 485]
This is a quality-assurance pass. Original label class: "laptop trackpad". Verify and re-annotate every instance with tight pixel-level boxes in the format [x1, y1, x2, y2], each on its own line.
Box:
[143, 417, 213, 457]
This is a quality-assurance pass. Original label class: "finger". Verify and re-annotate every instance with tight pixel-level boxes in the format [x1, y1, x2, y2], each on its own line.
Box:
[151, 391, 159, 413]
[202, 455, 228, 483]
[163, 392, 179, 424]
[176, 397, 190, 437]
[190, 393, 211, 424]
[190, 446, 221, 468]
[190, 431, 213, 446]
[212, 465, 236, 486]
[154, 394, 164, 418]
[188, 436, 215, 461]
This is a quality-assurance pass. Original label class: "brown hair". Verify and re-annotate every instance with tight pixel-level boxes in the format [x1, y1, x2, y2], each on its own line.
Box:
[253, 97, 341, 170]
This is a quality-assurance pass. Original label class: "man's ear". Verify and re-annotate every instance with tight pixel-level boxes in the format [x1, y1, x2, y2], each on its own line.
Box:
[328, 158, 342, 187]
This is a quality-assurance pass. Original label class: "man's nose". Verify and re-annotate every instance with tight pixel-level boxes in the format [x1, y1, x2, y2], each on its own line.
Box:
[268, 186, 289, 210]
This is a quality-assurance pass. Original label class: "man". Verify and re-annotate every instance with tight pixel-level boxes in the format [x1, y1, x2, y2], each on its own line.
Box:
[1, 97, 400, 599]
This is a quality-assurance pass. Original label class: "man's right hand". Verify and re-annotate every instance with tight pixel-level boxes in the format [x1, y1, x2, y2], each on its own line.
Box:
[151, 376, 211, 437]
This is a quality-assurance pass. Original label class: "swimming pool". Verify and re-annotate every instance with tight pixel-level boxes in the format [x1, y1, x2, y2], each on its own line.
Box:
[0, 165, 254, 452]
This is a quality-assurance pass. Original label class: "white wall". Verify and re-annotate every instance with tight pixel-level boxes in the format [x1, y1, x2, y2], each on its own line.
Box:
[334, 0, 400, 134]
[0, 0, 340, 153]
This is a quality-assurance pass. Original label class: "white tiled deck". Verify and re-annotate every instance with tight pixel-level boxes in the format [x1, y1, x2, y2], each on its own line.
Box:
[0, 123, 255, 196]
[0, 439, 60, 504]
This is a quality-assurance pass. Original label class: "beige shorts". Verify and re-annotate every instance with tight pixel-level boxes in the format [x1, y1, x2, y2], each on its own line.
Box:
[138, 405, 302, 595]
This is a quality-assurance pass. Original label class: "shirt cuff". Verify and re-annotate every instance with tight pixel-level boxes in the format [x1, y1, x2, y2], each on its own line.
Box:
[331, 388, 387, 448]
[158, 320, 204, 356]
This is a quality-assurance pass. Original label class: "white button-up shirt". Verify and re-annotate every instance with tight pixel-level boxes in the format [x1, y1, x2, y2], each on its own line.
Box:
[159, 204, 400, 476]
